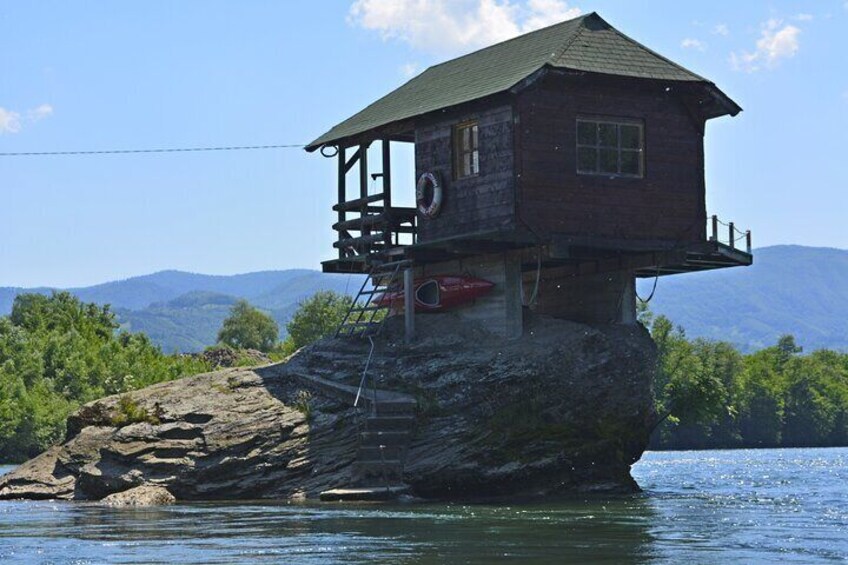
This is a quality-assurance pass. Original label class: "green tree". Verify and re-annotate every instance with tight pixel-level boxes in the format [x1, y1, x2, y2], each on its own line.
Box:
[217, 300, 279, 352]
[0, 292, 209, 461]
[648, 312, 741, 449]
[284, 291, 353, 351]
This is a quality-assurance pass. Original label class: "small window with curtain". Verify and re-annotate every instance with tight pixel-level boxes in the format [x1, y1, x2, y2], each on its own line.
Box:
[453, 121, 479, 179]
[576, 119, 644, 178]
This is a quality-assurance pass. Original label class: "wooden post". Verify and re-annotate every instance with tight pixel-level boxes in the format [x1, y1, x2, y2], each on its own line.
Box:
[382, 139, 392, 209]
[404, 267, 415, 343]
[746, 231, 752, 254]
[710, 215, 718, 242]
[359, 143, 369, 200]
[359, 143, 371, 245]
[729, 222, 735, 249]
[337, 147, 346, 259]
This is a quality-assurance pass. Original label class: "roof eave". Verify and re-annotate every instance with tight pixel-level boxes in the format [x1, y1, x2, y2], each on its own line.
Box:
[704, 83, 742, 119]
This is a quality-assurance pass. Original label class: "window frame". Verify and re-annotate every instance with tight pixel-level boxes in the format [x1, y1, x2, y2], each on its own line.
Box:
[452, 120, 480, 180]
[575, 117, 645, 179]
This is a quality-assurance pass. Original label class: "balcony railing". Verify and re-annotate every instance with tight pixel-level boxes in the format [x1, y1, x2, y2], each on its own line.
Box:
[709, 215, 751, 254]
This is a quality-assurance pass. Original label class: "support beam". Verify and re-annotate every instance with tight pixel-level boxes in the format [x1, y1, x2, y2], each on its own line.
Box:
[359, 143, 369, 200]
[382, 139, 392, 210]
[359, 143, 371, 241]
[337, 147, 346, 259]
[404, 267, 415, 344]
[343, 147, 362, 174]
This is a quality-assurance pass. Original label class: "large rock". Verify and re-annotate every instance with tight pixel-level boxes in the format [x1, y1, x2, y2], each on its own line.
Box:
[0, 313, 656, 501]
[99, 485, 175, 506]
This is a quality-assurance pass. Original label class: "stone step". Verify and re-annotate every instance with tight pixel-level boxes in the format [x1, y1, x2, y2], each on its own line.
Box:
[365, 416, 416, 432]
[371, 401, 417, 416]
[358, 445, 406, 461]
[353, 460, 404, 483]
[359, 431, 410, 446]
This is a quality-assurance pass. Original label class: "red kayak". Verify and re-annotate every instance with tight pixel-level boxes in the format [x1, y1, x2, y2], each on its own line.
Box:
[377, 275, 494, 313]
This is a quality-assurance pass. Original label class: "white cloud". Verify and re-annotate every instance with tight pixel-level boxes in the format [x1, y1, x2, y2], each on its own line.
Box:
[0, 103, 54, 134]
[681, 38, 706, 51]
[348, 0, 581, 54]
[712, 23, 730, 36]
[400, 62, 419, 78]
[794, 13, 813, 21]
[28, 104, 53, 121]
[0, 107, 22, 134]
[731, 19, 800, 72]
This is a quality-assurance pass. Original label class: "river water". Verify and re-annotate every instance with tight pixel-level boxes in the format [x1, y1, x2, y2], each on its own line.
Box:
[0, 447, 845, 564]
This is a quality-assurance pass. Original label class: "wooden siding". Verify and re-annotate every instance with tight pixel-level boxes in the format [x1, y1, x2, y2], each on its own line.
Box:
[516, 73, 707, 243]
[415, 104, 516, 242]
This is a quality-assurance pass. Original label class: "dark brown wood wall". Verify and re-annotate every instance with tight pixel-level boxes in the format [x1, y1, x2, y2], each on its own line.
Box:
[415, 104, 516, 242]
[516, 73, 707, 243]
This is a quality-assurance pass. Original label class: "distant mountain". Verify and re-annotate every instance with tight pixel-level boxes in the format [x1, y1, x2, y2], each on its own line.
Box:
[2, 245, 846, 354]
[0, 270, 363, 353]
[640, 245, 848, 352]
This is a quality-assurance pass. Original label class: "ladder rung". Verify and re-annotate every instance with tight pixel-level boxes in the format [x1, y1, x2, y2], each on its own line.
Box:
[339, 321, 381, 329]
[357, 288, 386, 295]
[347, 306, 384, 313]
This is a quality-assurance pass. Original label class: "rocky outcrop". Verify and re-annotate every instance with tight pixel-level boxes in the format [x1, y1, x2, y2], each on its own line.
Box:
[0, 313, 656, 502]
[99, 485, 175, 506]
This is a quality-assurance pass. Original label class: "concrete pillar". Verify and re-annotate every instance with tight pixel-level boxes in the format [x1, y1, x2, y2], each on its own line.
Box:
[503, 255, 524, 339]
[620, 275, 636, 325]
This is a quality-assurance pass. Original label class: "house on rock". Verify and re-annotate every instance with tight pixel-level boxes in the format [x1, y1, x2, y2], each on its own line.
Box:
[306, 12, 752, 340]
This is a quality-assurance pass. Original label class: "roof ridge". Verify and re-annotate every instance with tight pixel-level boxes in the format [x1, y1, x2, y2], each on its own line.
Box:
[602, 17, 708, 82]
[549, 13, 589, 64]
[426, 11, 589, 72]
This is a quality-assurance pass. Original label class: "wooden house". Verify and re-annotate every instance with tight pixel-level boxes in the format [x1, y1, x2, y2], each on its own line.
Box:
[306, 12, 752, 339]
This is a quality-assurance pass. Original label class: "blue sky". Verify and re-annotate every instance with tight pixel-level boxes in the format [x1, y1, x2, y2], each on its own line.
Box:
[2, 0, 846, 287]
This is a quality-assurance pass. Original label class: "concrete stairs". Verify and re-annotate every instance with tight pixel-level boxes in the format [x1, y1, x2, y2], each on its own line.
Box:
[351, 411, 416, 489]
[288, 367, 417, 502]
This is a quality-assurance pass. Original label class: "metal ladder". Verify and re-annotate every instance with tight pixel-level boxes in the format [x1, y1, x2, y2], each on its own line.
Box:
[335, 259, 411, 338]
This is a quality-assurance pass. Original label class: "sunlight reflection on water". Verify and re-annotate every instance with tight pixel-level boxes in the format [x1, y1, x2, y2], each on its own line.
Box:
[0, 447, 845, 564]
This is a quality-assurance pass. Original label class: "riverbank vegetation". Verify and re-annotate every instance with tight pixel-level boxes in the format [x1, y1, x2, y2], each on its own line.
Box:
[645, 307, 848, 450]
[0, 293, 210, 462]
[0, 291, 350, 462]
[2, 289, 846, 462]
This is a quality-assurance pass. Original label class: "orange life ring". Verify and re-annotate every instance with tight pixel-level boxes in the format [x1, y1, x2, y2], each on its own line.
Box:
[416, 171, 442, 219]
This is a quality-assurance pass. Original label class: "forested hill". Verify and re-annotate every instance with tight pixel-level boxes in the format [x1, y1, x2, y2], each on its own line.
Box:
[641, 245, 848, 352]
[1, 245, 846, 353]
[0, 270, 361, 353]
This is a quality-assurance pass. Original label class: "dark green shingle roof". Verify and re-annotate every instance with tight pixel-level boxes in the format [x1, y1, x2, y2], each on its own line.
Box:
[307, 13, 738, 151]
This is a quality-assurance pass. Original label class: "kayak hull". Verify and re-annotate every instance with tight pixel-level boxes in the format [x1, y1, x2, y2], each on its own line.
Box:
[377, 276, 494, 313]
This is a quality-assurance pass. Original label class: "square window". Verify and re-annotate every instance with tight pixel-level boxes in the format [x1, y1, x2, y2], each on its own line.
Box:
[576, 118, 644, 178]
